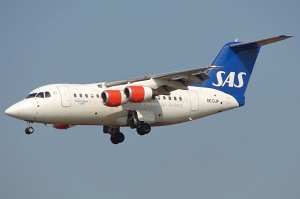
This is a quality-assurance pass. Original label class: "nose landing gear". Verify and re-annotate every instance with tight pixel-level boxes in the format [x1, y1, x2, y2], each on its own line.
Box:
[25, 121, 34, 135]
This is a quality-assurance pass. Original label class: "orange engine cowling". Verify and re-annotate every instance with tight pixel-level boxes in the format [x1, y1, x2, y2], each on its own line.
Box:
[52, 124, 72, 130]
[101, 90, 125, 107]
[124, 86, 153, 103]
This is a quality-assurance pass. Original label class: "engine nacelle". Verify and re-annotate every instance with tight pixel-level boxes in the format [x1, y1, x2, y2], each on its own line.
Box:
[101, 90, 125, 107]
[52, 124, 72, 130]
[124, 86, 153, 103]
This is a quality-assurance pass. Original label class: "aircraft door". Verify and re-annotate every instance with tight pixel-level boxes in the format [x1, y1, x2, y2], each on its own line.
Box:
[57, 86, 71, 107]
[188, 90, 199, 111]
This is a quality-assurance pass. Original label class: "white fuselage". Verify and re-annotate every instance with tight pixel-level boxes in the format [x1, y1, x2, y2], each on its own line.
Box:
[6, 83, 240, 127]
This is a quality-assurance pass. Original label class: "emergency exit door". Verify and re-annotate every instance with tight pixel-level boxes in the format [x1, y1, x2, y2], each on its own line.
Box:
[188, 90, 199, 111]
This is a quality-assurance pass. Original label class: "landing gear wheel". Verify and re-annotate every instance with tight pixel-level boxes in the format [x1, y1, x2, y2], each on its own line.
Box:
[136, 123, 151, 135]
[136, 128, 145, 135]
[25, 127, 34, 135]
[110, 132, 125, 144]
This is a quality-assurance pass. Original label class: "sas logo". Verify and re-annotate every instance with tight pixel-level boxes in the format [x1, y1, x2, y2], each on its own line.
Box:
[212, 71, 246, 88]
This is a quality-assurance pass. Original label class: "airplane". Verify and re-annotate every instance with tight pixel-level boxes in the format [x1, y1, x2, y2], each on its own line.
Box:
[5, 35, 292, 144]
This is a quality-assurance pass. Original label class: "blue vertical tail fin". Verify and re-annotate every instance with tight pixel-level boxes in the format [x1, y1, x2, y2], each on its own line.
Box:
[202, 35, 292, 105]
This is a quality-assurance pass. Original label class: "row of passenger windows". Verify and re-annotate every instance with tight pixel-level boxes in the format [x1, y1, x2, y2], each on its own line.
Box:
[73, 93, 182, 101]
[157, 96, 183, 101]
[74, 93, 100, 98]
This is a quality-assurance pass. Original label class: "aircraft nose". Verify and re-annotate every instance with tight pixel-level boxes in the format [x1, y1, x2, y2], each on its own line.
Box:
[5, 100, 38, 121]
[5, 104, 19, 118]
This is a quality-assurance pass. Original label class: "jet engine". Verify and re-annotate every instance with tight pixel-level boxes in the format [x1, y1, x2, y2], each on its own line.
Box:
[52, 124, 72, 129]
[101, 90, 125, 107]
[124, 86, 153, 103]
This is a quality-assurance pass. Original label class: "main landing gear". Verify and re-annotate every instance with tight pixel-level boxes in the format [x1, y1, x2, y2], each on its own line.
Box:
[25, 121, 34, 135]
[103, 126, 125, 144]
[128, 110, 151, 135]
[103, 123, 151, 145]
[111, 132, 125, 145]
[136, 122, 151, 135]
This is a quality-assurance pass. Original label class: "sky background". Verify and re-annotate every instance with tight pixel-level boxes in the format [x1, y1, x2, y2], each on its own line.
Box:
[1, 1, 299, 198]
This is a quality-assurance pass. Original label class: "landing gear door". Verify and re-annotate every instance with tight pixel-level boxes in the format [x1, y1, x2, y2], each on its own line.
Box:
[137, 110, 155, 124]
[57, 86, 71, 107]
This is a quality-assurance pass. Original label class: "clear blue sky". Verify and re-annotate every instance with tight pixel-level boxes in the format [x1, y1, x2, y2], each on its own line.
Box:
[1, 1, 299, 199]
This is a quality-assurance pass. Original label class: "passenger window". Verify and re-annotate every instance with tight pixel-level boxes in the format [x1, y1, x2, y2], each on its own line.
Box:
[163, 96, 166, 100]
[36, 92, 44, 98]
[79, 94, 82, 98]
[96, 94, 99, 98]
[45, 92, 51, 98]
[85, 94, 88, 98]
[169, 96, 171, 100]
[179, 97, 182, 101]
[74, 93, 77, 98]
[91, 94, 94, 98]
[157, 96, 160, 100]
[174, 97, 177, 101]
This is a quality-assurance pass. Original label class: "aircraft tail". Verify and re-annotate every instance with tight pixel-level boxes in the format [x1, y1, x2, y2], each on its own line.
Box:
[202, 35, 292, 105]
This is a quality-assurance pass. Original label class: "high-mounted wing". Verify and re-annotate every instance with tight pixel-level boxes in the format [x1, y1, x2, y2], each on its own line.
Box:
[104, 65, 220, 92]
[152, 65, 219, 84]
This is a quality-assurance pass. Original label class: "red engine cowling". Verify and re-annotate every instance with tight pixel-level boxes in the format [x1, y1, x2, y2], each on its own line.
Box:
[124, 86, 153, 103]
[52, 124, 72, 129]
[101, 90, 125, 107]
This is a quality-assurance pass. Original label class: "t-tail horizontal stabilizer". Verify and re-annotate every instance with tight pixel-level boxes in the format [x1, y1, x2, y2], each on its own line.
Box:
[229, 35, 293, 48]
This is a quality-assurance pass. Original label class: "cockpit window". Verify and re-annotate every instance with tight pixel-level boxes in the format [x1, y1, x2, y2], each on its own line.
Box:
[26, 93, 37, 99]
[26, 91, 51, 99]
[36, 92, 44, 98]
[45, 92, 51, 98]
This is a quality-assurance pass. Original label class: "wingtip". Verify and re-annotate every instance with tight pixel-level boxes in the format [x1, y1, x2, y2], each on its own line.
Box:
[279, 34, 294, 38]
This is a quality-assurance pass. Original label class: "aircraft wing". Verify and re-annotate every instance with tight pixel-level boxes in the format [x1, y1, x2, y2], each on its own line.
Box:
[104, 66, 220, 92]
[151, 65, 219, 82]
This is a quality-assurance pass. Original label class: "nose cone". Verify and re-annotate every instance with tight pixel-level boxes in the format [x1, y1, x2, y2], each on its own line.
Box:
[5, 99, 38, 121]
[5, 104, 19, 118]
